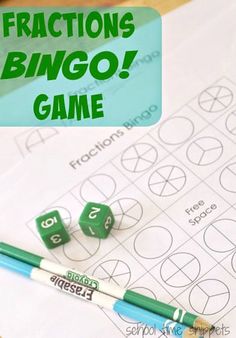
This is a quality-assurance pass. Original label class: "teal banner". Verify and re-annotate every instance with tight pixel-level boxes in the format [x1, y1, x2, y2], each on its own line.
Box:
[0, 7, 162, 126]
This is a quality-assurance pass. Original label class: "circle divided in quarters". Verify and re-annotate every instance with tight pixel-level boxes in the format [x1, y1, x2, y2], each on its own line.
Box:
[25, 128, 58, 152]
[160, 252, 201, 288]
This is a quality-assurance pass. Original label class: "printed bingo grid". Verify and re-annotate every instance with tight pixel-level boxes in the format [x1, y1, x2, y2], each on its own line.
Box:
[27, 77, 236, 337]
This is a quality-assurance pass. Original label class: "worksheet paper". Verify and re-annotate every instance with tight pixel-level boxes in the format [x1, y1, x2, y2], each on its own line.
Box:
[0, 1, 236, 337]
[0, 0, 232, 176]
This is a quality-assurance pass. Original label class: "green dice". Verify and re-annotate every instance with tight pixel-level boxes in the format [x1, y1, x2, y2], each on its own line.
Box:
[79, 202, 114, 239]
[36, 210, 70, 249]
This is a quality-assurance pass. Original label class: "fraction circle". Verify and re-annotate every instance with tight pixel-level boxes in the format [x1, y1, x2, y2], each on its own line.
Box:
[158, 116, 194, 145]
[80, 174, 116, 202]
[231, 251, 236, 273]
[134, 226, 173, 259]
[63, 229, 100, 261]
[186, 137, 223, 166]
[160, 252, 201, 287]
[220, 162, 236, 193]
[189, 279, 230, 315]
[93, 259, 131, 287]
[121, 143, 158, 173]
[204, 219, 236, 253]
[198, 86, 233, 113]
[110, 198, 143, 230]
[26, 128, 58, 152]
[149, 166, 186, 197]
[226, 110, 236, 135]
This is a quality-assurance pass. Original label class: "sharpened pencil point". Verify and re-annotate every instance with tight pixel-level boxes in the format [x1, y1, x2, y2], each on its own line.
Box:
[194, 317, 214, 330]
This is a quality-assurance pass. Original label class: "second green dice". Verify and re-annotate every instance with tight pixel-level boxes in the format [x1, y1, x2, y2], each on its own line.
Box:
[79, 202, 114, 239]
